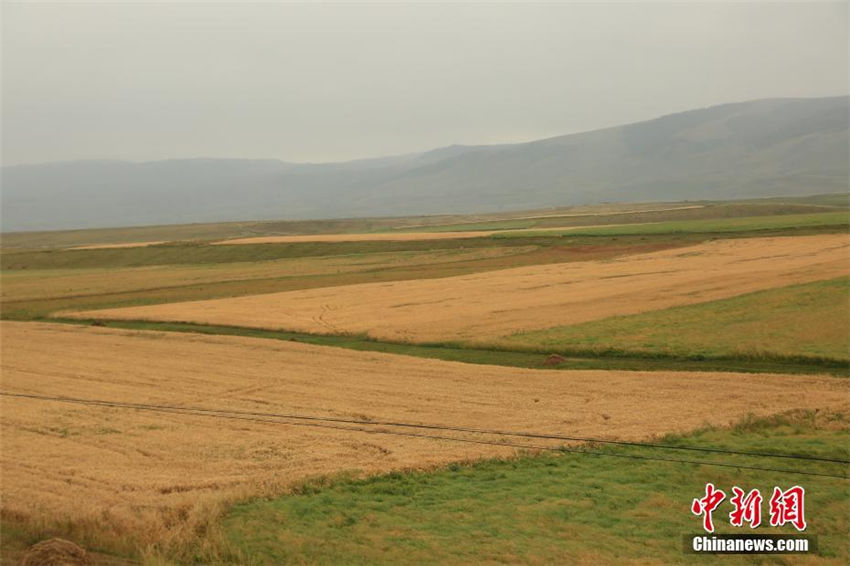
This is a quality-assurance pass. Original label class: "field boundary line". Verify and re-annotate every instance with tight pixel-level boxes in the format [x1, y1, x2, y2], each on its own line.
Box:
[3, 391, 848, 480]
[43, 318, 850, 376]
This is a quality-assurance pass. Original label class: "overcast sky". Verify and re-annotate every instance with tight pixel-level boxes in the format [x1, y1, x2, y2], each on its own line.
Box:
[2, 1, 847, 166]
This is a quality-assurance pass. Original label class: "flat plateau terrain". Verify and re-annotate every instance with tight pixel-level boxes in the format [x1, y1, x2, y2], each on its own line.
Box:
[3, 321, 848, 553]
[69, 234, 850, 343]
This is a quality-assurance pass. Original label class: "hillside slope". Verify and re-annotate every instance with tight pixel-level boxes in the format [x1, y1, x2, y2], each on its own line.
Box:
[2, 96, 847, 231]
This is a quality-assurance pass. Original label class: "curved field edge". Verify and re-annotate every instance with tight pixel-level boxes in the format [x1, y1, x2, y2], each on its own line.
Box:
[3, 410, 846, 565]
[3, 226, 847, 322]
[0, 237, 683, 320]
[223, 410, 849, 566]
[501, 277, 850, 362]
[46, 318, 850, 376]
[1, 246, 536, 304]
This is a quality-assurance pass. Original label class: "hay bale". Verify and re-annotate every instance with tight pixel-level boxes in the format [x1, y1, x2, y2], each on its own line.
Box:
[543, 354, 567, 367]
[19, 538, 92, 566]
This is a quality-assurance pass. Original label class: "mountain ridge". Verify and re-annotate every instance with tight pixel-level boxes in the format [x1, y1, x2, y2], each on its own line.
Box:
[2, 95, 848, 232]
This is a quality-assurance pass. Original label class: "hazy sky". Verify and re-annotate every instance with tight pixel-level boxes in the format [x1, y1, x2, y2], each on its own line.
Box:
[2, 1, 848, 165]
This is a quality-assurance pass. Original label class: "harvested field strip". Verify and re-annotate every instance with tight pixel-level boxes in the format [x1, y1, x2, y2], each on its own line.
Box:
[505, 277, 850, 361]
[210, 224, 646, 244]
[65, 234, 850, 343]
[212, 230, 513, 244]
[224, 411, 850, 565]
[51, 318, 850, 376]
[3, 321, 849, 559]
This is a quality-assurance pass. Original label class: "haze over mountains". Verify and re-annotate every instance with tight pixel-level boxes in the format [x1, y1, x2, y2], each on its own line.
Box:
[2, 95, 848, 232]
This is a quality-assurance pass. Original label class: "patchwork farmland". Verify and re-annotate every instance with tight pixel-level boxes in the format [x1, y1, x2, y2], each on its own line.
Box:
[68, 234, 850, 344]
[1, 197, 849, 564]
[6, 322, 847, 554]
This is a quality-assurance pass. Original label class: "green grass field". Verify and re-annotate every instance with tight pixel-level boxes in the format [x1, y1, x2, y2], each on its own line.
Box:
[504, 277, 850, 363]
[402, 202, 848, 234]
[496, 211, 850, 238]
[224, 410, 849, 565]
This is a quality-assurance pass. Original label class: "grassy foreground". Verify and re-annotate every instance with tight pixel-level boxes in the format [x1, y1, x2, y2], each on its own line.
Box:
[224, 411, 850, 565]
[506, 277, 850, 362]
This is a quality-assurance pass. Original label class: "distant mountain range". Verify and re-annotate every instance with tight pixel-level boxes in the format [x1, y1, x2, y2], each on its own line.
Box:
[2, 96, 848, 232]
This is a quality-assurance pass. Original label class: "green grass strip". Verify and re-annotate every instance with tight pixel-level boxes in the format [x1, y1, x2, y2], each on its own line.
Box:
[47, 318, 849, 377]
[494, 211, 850, 238]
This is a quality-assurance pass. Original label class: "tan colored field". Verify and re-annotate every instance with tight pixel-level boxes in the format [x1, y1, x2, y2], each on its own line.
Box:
[395, 203, 706, 228]
[3, 321, 848, 551]
[2, 247, 532, 303]
[69, 234, 850, 344]
[72, 240, 167, 250]
[210, 225, 624, 244]
[75, 234, 524, 248]
[213, 230, 505, 244]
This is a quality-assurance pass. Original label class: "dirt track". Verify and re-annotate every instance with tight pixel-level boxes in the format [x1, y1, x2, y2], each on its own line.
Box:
[2, 321, 848, 542]
[69, 234, 850, 343]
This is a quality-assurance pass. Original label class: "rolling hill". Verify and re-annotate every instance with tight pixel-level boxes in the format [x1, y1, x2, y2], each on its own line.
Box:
[2, 95, 847, 232]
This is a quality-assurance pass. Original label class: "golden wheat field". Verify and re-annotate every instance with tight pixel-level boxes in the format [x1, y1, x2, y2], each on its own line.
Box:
[69, 234, 850, 343]
[3, 321, 849, 551]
